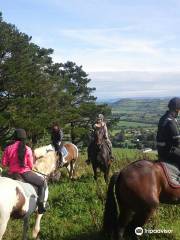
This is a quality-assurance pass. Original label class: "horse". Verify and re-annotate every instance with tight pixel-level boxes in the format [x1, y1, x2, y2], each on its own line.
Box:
[103, 159, 180, 240]
[34, 143, 78, 179]
[89, 126, 112, 183]
[0, 175, 48, 240]
[33, 150, 61, 181]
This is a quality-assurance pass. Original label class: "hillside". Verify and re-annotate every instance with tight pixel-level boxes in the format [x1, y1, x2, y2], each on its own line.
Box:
[110, 98, 170, 124]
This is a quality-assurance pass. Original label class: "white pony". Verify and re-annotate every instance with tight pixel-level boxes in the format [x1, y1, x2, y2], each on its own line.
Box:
[33, 144, 54, 159]
[34, 143, 78, 179]
[0, 176, 48, 240]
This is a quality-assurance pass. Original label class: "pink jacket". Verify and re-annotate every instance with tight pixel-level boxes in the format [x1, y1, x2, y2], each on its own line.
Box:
[2, 141, 33, 174]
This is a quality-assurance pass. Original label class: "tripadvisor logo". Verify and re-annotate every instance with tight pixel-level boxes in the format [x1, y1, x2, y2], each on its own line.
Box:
[135, 227, 143, 236]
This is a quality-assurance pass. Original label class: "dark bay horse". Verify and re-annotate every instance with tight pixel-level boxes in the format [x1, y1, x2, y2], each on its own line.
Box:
[90, 126, 112, 183]
[103, 160, 180, 240]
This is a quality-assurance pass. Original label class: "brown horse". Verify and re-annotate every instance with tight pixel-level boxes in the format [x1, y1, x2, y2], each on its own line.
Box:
[58, 143, 78, 179]
[34, 143, 78, 180]
[103, 160, 180, 240]
[89, 126, 112, 183]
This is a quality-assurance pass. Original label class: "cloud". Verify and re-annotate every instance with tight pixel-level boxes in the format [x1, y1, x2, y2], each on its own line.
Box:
[88, 71, 180, 99]
[50, 26, 180, 72]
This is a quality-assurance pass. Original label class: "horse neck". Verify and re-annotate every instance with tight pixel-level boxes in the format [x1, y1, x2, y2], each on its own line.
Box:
[34, 151, 58, 175]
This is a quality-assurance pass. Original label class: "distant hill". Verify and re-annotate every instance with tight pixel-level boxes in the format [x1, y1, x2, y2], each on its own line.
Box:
[110, 98, 170, 124]
[110, 98, 169, 112]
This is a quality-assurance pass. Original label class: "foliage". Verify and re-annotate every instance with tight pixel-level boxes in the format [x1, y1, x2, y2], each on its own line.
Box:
[0, 13, 111, 147]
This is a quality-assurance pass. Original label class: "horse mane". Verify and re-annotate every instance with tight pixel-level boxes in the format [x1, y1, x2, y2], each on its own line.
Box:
[33, 151, 58, 175]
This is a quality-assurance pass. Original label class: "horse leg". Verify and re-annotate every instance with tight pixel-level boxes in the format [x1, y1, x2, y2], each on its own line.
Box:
[126, 205, 158, 239]
[22, 216, 29, 240]
[66, 164, 71, 178]
[0, 211, 10, 240]
[104, 166, 110, 183]
[92, 164, 97, 181]
[114, 208, 133, 240]
[32, 213, 43, 239]
[72, 161, 76, 178]
[32, 186, 48, 239]
[69, 161, 74, 179]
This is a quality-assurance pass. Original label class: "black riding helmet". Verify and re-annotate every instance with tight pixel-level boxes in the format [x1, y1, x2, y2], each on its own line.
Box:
[13, 128, 27, 140]
[168, 97, 180, 111]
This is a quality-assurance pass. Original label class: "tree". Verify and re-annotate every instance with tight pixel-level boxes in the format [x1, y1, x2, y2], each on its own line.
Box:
[0, 13, 57, 144]
[0, 13, 113, 147]
[51, 61, 111, 145]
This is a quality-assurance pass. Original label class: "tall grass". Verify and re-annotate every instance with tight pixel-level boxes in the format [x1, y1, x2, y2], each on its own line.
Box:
[2, 148, 180, 240]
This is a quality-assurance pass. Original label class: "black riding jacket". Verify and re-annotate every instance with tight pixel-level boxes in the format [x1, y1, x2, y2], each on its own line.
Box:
[156, 111, 180, 161]
[51, 129, 63, 152]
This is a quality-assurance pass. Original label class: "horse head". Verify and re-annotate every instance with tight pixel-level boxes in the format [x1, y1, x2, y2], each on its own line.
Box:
[33, 151, 59, 178]
[94, 126, 105, 148]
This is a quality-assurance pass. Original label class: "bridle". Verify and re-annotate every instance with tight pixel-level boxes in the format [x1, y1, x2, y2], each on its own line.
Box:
[94, 127, 105, 149]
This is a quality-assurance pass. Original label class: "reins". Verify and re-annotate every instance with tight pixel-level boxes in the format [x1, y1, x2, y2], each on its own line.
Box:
[32, 169, 48, 178]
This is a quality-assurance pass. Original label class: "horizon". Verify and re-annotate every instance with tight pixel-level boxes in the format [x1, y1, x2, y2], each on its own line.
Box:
[96, 95, 172, 103]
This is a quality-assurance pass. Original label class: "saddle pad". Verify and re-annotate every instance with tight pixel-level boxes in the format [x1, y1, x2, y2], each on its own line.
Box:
[160, 162, 180, 188]
[16, 180, 38, 198]
[61, 146, 68, 158]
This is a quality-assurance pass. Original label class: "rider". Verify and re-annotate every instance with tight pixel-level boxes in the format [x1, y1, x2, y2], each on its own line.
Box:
[51, 123, 64, 165]
[156, 97, 180, 168]
[86, 114, 114, 164]
[1, 128, 47, 214]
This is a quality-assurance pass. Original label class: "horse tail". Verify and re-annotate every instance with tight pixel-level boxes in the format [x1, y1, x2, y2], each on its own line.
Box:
[103, 172, 119, 237]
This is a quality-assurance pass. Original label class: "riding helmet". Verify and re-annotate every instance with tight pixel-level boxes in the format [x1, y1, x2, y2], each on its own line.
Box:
[97, 114, 104, 120]
[13, 128, 27, 140]
[168, 97, 180, 110]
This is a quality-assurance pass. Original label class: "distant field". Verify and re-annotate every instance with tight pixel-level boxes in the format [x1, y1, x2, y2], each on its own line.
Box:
[111, 98, 169, 125]
[3, 148, 180, 240]
[116, 120, 155, 127]
[111, 98, 168, 113]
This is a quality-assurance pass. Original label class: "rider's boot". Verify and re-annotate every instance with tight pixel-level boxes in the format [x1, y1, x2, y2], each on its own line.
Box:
[37, 184, 47, 214]
[109, 149, 114, 161]
[57, 151, 64, 168]
[38, 202, 47, 214]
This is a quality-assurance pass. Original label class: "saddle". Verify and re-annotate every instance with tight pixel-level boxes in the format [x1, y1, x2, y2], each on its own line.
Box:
[57, 145, 68, 167]
[16, 180, 38, 216]
[8, 173, 38, 195]
[61, 146, 68, 158]
[16, 180, 38, 199]
[160, 161, 180, 188]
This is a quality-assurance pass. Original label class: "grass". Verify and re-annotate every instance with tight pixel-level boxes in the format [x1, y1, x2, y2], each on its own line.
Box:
[2, 148, 180, 240]
[115, 120, 155, 128]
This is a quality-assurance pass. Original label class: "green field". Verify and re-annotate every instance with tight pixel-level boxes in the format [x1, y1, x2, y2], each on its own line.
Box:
[111, 98, 170, 125]
[115, 120, 155, 128]
[3, 149, 180, 240]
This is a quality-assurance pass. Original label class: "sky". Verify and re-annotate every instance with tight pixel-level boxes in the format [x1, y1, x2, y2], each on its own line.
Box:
[1, 0, 180, 100]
